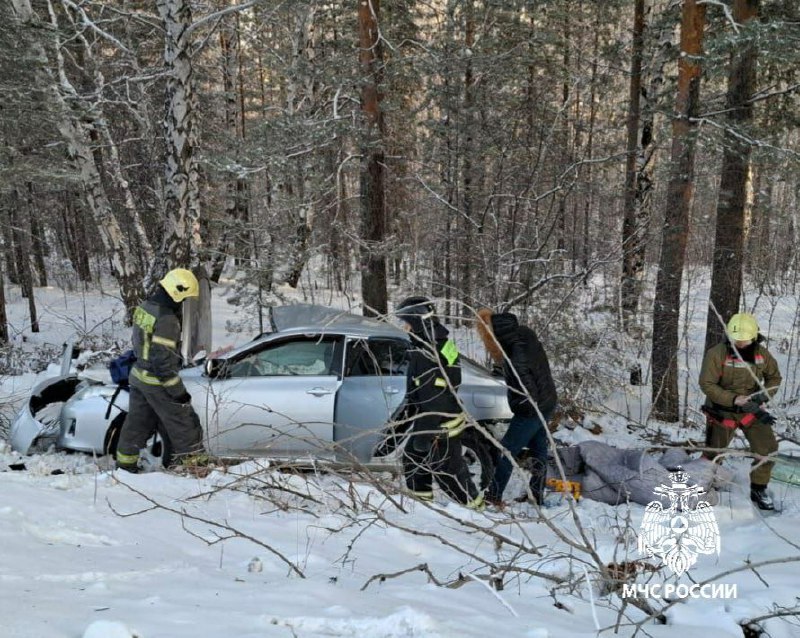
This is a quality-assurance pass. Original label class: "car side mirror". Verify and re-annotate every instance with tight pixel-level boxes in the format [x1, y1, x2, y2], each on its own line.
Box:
[205, 358, 222, 378]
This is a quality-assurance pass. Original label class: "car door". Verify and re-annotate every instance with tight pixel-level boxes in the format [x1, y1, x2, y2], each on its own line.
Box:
[334, 337, 408, 462]
[205, 335, 342, 457]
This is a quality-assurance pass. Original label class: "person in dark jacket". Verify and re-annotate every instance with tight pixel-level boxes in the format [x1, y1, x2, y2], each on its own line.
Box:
[477, 308, 557, 506]
[116, 269, 205, 472]
[699, 313, 781, 510]
[396, 296, 483, 510]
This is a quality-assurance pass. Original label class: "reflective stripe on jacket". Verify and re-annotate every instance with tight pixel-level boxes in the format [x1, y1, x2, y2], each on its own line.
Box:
[131, 296, 184, 392]
[699, 341, 781, 418]
[406, 324, 465, 434]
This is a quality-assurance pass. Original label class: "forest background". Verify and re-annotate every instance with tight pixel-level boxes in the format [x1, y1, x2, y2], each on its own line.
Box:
[2, 0, 800, 425]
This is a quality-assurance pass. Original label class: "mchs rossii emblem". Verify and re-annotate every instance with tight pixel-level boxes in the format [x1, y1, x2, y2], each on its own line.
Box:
[638, 468, 721, 576]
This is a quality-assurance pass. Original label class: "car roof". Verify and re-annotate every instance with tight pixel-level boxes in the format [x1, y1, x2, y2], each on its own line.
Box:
[271, 304, 407, 338]
[218, 305, 408, 359]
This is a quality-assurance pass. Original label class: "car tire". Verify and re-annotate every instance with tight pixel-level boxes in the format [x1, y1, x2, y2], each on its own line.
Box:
[104, 414, 173, 470]
[460, 428, 495, 492]
[103, 413, 126, 457]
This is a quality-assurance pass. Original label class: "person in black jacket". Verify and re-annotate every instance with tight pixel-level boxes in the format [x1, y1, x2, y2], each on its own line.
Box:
[477, 308, 558, 506]
[396, 296, 483, 509]
[116, 269, 205, 472]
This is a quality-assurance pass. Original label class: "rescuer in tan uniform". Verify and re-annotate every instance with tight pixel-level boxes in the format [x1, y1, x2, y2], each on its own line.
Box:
[699, 313, 781, 510]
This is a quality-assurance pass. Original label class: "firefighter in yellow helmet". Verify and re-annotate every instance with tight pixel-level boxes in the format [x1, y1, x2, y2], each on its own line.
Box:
[116, 269, 205, 472]
[698, 313, 782, 510]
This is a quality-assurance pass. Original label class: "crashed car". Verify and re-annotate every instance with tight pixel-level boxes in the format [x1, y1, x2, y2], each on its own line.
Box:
[11, 305, 511, 485]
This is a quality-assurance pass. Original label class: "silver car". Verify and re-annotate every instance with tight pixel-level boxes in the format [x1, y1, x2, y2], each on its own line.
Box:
[10, 305, 511, 483]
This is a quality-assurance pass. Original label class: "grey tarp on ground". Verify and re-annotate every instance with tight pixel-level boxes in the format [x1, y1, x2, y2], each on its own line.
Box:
[546, 440, 731, 506]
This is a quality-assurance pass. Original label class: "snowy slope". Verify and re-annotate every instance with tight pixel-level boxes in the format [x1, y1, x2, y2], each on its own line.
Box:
[1, 446, 798, 638]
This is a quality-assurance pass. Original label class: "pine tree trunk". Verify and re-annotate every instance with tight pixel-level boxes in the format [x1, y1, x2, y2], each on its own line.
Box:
[157, 0, 202, 270]
[27, 183, 48, 287]
[358, 0, 388, 317]
[704, 0, 759, 351]
[10, 196, 27, 296]
[748, 167, 772, 279]
[12, 188, 38, 332]
[62, 191, 91, 283]
[581, 29, 600, 277]
[234, 13, 250, 266]
[460, 0, 476, 320]
[211, 10, 250, 282]
[0, 247, 7, 343]
[556, 14, 571, 258]
[211, 15, 239, 283]
[2, 204, 19, 285]
[651, 0, 707, 422]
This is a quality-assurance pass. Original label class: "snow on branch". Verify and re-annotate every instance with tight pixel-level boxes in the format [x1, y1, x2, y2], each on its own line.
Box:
[186, 0, 287, 36]
[60, 0, 133, 55]
[697, 0, 740, 33]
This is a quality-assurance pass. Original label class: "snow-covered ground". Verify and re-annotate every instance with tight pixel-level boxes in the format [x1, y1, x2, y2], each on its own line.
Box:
[1, 441, 798, 638]
[2, 276, 800, 637]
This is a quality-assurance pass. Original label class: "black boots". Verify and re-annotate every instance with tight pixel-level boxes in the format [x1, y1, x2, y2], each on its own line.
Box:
[750, 484, 775, 511]
[116, 462, 139, 474]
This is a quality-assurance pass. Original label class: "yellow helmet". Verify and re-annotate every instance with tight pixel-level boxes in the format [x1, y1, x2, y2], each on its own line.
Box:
[726, 313, 759, 342]
[159, 268, 199, 303]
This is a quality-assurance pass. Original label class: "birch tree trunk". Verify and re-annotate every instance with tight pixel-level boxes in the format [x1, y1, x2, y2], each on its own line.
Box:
[358, 0, 388, 317]
[651, 0, 707, 422]
[704, 0, 759, 351]
[620, 0, 646, 327]
[157, 0, 202, 271]
[284, 6, 315, 289]
[8, 0, 145, 312]
[58, 1, 155, 272]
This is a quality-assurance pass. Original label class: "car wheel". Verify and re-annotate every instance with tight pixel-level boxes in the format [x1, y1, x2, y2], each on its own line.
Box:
[105, 414, 173, 471]
[103, 413, 125, 457]
[460, 429, 495, 492]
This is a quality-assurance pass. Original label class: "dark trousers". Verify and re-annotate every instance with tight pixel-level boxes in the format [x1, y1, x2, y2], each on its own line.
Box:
[118, 377, 204, 465]
[488, 410, 552, 502]
[403, 423, 478, 504]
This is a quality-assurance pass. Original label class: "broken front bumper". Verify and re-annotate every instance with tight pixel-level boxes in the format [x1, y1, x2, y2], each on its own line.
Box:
[9, 375, 82, 455]
[9, 401, 49, 455]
